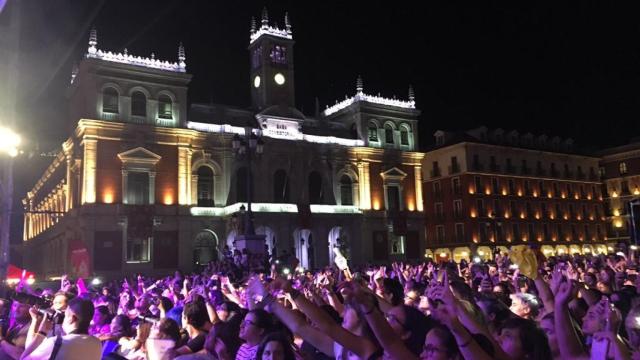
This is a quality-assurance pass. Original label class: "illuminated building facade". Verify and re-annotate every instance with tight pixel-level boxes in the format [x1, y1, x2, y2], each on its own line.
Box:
[598, 140, 640, 245]
[422, 127, 608, 261]
[22, 12, 425, 278]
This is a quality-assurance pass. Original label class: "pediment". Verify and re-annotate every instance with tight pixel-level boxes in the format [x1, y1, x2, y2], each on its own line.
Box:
[381, 167, 407, 180]
[117, 147, 161, 165]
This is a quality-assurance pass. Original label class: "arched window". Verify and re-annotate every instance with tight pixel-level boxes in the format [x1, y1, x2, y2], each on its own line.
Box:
[197, 166, 214, 206]
[368, 122, 378, 142]
[273, 169, 289, 203]
[308, 171, 323, 204]
[236, 167, 248, 202]
[400, 126, 410, 145]
[158, 95, 172, 119]
[340, 175, 353, 205]
[131, 91, 147, 117]
[103, 87, 119, 113]
[385, 124, 394, 144]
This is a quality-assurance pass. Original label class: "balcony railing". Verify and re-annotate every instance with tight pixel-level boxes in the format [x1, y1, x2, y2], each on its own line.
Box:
[449, 164, 461, 175]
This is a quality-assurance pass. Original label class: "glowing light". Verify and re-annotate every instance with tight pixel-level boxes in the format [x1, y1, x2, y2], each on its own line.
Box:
[407, 202, 415, 211]
[614, 220, 623, 228]
[473, 256, 481, 263]
[535, 213, 540, 219]
[537, 237, 542, 242]
[552, 237, 557, 242]
[187, 121, 365, 147]
[504, 212, 510, 219]
[584, 248, 591, 253]
[506, 237, 512, 242]
[547, 192, 553, 198]
[631, 245, 638, 250]
[520, 213, 525, 219]
[253, 76, 261, 88]
[563, 214, 568, 220]
[372, 199, 381, 210]
[27, 278, 35, 285]
[92, 278, 102, 286]
[86, 48, 185, 72]
[613, 209, 620, 216]
[587, 194, 592, 200]
[470, 210, 477, 218]
[439, 252, 447, 258]
[472, 237, 478, 243]
[561, 193, 566, 199]
[485, 188, 491, 195]
[635, 187, 640, 196]
[589, 216, 594, 221]
[274, 73, 286, 85]
[612, 191, 618, 198]
[250, 23, 293, 44]
[522, 237, 527, 242]
[81, 139, 97, 204]
[163, 193, 174, 205]
[324, 91, 416, 116]
[309, 205, 362, 214]
[574, 194, 580, 200]
[478, 250, 485, 256]
[533, 191, 538, 197]
[517, 190, 523, 197]
[502, 189, 507, 196]
[468, 187, 475, 195]
[282, 267, 291, 275]
[103, 190, 114, 204]
[608, 246, 614, 251]
[558, 249, 565, 254]
[461, 251, 469, 257]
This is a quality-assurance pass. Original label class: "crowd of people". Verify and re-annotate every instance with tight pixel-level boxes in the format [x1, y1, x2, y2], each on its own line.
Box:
[0, 244, 638, 360]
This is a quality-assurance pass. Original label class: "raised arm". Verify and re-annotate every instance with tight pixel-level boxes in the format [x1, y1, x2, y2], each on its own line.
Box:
[272, 278, 379, 359]
[553, 274, 589, 360]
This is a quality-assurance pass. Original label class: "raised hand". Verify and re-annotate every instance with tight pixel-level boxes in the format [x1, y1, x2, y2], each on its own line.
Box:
[554, 277, 577, 306]
[247, 276, 268, 298]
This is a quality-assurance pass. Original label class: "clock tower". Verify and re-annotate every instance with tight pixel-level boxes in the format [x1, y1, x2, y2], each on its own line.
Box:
[248, 8, 295, 111]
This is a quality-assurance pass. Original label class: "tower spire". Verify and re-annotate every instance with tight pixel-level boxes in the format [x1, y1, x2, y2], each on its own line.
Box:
[250, 16, 257, 34]
[88, 27, 97, 55]
[178, 42, 186, 70]
[356, 75, 364, 94]
[408, 84, 415, 102]
[261, 7, 269, 27]
[285, 12, 292, 34]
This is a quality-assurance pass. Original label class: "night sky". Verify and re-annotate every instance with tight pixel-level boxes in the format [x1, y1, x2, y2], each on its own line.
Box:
[4, 1, 640, 153]
[4, 1, 640, 245]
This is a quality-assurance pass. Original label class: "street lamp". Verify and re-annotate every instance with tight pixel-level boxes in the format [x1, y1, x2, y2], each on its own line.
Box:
[0, 127, 20, 295]
[232, 128, 265, 255]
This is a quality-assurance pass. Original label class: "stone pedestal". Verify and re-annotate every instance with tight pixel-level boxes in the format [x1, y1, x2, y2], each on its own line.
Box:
[234, 233, 267, 255]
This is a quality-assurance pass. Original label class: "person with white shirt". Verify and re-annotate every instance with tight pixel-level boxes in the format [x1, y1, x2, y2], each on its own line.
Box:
[20, 297, 102, 360]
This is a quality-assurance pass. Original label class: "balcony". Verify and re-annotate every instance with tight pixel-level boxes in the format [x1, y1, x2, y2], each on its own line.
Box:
[430, 168, 441, 178]
[448, 163, 461, 175]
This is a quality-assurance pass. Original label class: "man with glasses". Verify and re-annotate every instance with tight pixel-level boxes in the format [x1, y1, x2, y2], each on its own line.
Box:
[237, 310, 270, 360]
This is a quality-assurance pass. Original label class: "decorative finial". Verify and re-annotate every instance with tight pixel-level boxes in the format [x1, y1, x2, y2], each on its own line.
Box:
[88, 27, 97, 54]
[151, 53, 155, 60]
[285, 12, 292, 34]
[261, 7, 269, 27]
[408, 84, 415, 102]
[123, 48, 128, 56]
[70, 63, 79, 84]
[178, 42, 186, 69]
[356, 75, 363, 94]
[250, 16, 257, 33]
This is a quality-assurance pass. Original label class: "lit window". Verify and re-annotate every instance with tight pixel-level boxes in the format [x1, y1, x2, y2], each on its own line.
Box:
[103, 87, 119, 113]
[385, 124, 394, 144]
[368, 123, 378, 142]
[620, 162, 628, 175]
[131, 91, 147, 117]
[158, 95, 172, 119]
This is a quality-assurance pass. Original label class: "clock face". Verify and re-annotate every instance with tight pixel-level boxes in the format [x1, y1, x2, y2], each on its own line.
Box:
[274, 73, 285, 85]
[253, 76, 261, 88]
